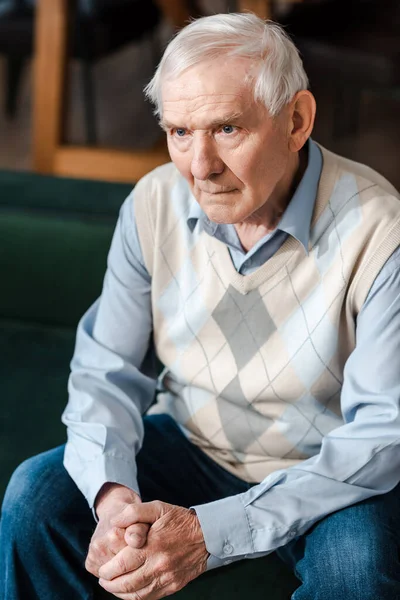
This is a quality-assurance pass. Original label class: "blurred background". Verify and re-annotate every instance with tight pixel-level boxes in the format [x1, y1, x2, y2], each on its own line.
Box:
[0, 0, 399, 187]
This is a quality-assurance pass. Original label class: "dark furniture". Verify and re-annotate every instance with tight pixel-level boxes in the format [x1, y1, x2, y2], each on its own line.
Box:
[279, 0, 400, 137]
[0, 0, 162, 142]
[29, 0, 284, 185]
[0, 168, 299, 599]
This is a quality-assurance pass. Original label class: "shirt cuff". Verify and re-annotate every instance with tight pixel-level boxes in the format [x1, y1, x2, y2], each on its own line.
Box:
[191, 493, 253, 566]
[205, 553, 243, 571]
[64, 449, 140, 510]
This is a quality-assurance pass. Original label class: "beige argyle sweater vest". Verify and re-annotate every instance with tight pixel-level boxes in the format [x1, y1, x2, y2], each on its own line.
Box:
[134, 145, 400, 483]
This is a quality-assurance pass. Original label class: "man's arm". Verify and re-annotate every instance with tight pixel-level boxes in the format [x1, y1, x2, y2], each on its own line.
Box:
[94, 248, 400, 594]
[192, 247, 400, 569]
[62, 189, 155, 509]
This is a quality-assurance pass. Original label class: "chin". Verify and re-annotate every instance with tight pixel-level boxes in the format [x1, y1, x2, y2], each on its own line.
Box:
[203, 205, 247, 225]
[199, 193, 244, 224]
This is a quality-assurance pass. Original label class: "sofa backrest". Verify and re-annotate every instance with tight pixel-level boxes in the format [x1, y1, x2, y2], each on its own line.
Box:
[0, 169, 133, 328]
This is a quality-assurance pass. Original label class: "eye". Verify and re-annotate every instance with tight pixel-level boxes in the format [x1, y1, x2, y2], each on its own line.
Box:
[221, 125, 236, 134]
[174, 128, 187, 137]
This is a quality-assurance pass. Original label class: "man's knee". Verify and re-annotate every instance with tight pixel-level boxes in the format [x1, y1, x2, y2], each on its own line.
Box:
[1, 446, 68, 528]
[294, 514, 399, 599]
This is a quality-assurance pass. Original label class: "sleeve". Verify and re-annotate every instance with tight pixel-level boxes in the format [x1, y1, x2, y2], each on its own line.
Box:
[62, 190, 157, 509]
[193, 247, 400, 570]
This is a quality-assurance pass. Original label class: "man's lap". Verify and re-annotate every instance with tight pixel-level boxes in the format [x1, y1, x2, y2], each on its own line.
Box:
[279, 478, 400, 564]
[277, 479, 400, 598]
[3, 412, 400, 597]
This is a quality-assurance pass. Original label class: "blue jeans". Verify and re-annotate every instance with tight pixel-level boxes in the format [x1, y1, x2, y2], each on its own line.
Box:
[1, 414, 400, 599]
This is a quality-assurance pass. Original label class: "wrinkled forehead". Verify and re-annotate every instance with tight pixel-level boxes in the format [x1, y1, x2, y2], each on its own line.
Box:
[161, 56, 257, 110]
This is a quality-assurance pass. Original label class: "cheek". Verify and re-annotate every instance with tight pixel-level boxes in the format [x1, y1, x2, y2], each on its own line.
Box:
[243, 147, 286, 187]
[223, 153, 264, 195]
[168, 145, 193, 181]
[219, 152, 251, 185]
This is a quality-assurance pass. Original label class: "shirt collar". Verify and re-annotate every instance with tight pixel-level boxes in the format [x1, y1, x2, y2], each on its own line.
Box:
[187, 202, 215, 234]
[186, 138, 322, 252]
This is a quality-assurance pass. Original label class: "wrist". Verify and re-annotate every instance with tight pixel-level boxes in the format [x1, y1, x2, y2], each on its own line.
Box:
[95, 483, 140, 519]
[188, 508, 209, 555]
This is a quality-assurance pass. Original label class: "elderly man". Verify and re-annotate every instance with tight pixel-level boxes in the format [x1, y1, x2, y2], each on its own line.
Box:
[2, 11, 400, 600]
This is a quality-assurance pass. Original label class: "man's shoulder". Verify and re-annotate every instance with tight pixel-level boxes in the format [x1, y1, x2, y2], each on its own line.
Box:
[318, 143, 400, 200]
[132, 161, 197, 245]
[133, 161, 192, 212]
[135, 161, 182, 194]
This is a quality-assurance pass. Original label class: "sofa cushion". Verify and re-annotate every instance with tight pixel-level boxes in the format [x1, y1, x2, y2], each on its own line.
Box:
[0, 211, 115, 327]
[0, 318, 75, 499]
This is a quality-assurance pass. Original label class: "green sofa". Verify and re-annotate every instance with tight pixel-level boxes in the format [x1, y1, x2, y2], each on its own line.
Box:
[0, 169, 298, 599]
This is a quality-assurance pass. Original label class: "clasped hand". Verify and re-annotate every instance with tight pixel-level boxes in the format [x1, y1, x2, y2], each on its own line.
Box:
[86, 499, 209, 600]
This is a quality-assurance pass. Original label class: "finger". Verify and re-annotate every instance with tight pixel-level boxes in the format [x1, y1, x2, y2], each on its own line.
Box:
[106, 587, 159, 600]
[99, 559, 153, 594]
[125, 523, 150, 548]
[86, 527, 126, 575]
[86, 541, 113, 577]
[105, 526, 127, 553]
[99, 576, 156, 599]
[98, 546, 145, 581]
[88, 526, 126, 560]
[99, 576, 184, 600]
[112, 501, 164, 528]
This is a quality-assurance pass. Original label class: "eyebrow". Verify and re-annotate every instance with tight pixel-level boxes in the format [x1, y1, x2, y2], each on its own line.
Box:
[160, 111, 244, 131]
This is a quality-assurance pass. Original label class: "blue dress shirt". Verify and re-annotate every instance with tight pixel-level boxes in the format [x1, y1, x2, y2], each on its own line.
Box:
[63, 140, 400, 568]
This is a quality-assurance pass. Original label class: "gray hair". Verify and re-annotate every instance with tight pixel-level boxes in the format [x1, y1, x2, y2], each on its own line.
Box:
[144, 12, 309, 118]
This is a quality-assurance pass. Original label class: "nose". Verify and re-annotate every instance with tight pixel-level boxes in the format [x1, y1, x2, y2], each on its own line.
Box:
[190, 134, 224, 181]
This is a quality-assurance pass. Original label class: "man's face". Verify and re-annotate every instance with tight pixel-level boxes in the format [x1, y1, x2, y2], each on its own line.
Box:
[161, 56, 294, 225]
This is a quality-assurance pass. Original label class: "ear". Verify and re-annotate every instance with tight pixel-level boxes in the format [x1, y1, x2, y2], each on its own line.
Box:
[287, 90, 316, 153]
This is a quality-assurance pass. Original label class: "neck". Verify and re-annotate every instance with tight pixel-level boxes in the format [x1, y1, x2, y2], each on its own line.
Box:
[235, 147, 308, 252]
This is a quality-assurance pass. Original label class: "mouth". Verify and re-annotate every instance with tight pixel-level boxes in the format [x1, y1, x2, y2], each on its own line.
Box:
[199, 188, 237, 195]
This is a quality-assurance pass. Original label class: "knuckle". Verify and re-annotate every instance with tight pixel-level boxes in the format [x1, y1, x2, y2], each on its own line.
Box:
[159, 571, 172, 588]
[90, 540, 103, 555]
[153, 575, 163, 591]
[169, 579, 183, 594]
[134, 549, 146, 566]
[128, 504, 138, 517]
[85, 558, 97, 576]
[155, 555, 170, 573]
[108, 526, 123, 544]
[120, 579, 132, 594]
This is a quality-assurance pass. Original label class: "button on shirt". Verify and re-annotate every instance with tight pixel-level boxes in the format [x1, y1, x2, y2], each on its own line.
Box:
[63, 139, 400, 570]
